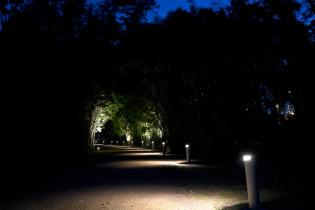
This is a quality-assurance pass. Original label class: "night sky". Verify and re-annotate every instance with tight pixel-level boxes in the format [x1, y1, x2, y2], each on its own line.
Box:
[150, 0, 313, 23]
[149, 0, 230, 20]
[88, 0, 231, 21]
[88, 0, 314, 23]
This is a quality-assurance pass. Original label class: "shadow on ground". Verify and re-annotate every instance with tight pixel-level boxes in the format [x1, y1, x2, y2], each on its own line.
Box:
[222, 195, 309, 210]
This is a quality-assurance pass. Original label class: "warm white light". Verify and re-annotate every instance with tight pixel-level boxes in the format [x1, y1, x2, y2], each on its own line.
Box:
[126, 133, 132, 142]
[97, 146, 100, 151]
[152, 141, 154, 144]
[162, 142, 165, 145]
[185, 144, 190, 148]
[243, 154, 252, 162]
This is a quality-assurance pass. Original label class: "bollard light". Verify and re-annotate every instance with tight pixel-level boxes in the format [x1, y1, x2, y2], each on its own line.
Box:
[141, 140, 144, 148]
[243, 155, 252, 162]
[152, 141, 155, 150]
[162, 142, 166, 157]
[97, 146, 100, 151]
[185, 144, 190, 163]
[243, 154, 260, 210]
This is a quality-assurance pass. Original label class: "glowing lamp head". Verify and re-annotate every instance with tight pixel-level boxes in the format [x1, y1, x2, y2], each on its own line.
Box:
[97, 146, 100, 151]
[185, 144, 190, 148]
[162, 142, 165, 146]
[152, 141, 154, 144]
[243, 154, 252, 162]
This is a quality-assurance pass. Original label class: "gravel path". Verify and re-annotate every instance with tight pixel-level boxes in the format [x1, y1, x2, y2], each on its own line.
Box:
[0, 146, 288, 210]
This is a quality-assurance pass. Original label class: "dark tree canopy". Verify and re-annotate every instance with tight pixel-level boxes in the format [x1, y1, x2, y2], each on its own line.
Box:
[1, 0, 314, 163]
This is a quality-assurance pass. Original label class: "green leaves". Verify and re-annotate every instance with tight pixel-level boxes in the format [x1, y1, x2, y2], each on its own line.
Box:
[95, 93, 163, 143]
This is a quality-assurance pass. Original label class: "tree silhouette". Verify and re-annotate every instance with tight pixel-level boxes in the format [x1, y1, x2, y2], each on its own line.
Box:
[1, 0, 313, 160]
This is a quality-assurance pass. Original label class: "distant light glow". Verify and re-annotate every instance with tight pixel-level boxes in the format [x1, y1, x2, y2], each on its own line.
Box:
[284, 101, 295, 120]
[143, 129, 151, 139]
[126, 132, 132, 142]
[97, 146, 100, 151]
[185, 144, 190, 148]
[162, 142, 165, 145]
[157, 129, 163, 138]
[243, 155, 252, 162]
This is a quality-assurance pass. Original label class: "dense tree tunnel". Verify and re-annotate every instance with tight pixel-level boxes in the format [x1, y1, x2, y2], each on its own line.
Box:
[87, 93, 167, 150]
[80, 57, 239, 159]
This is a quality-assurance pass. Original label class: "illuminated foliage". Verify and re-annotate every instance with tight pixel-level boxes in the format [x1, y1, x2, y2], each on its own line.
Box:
[94, 93, 164, 145]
